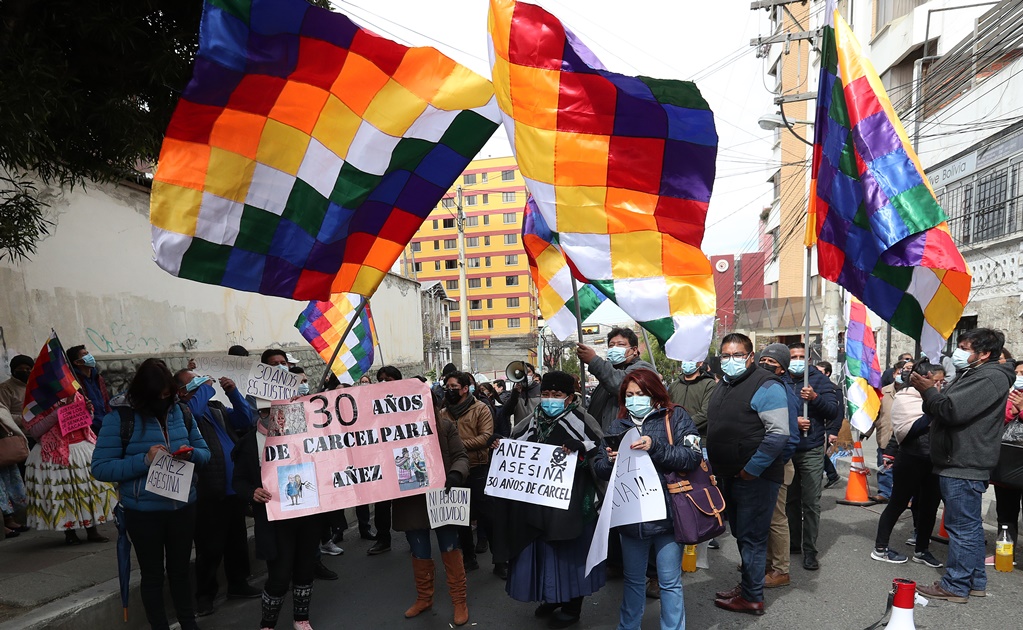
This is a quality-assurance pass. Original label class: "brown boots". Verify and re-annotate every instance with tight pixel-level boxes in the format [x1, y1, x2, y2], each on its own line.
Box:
[405, 557, 435, 618]
[441, 549, 469, 626]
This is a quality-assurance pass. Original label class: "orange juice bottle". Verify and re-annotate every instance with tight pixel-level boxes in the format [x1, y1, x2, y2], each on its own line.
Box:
[682, 545, 697, 572]
[995, 525, 1014, 572]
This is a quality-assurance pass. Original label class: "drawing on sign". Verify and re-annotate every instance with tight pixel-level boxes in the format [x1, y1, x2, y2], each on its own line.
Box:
[278, 462, 318, 511]
[268, 402, 308, 437]
[484, 439, 577, 509]
[394, 445, 429, 490]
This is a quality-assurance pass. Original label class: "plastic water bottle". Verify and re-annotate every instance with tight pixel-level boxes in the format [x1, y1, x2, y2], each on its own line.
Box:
[682, 545, 697, 572]
[995, 525, 1014, 572]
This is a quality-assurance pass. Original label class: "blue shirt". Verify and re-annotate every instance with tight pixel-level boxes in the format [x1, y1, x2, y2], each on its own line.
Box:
[77, 368, 107, 426]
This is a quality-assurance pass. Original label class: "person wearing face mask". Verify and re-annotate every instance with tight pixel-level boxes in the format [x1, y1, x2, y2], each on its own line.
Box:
[290, 366, 311, 397]
[576, 328, 656, 434]
[667, 357, 716, 439]
[92, 358, 211, 630]
[0, 355, 33, 436]
[783, 343, 841, 572]
[172, 369, 258, 616]
[594, 369, 702, 630]
[881, 353, 914, 387]
[908, 329, 1015, 604]
[439, 371, 495, 573]
[992, 359, 1023, 567]
[866, 359, 911, 504]
[492, 370, 605, 629]
[66, 345, 112, 433]
[706, 333, 790, 616]
[510, 363, 543, 426]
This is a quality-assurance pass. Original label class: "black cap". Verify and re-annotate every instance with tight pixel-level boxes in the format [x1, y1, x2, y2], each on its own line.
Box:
[540, 371, 575, 397]
[10, 355, 33, 371]
[760, 343, 791, 371]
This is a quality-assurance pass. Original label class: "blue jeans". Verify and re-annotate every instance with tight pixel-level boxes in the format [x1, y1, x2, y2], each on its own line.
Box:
[876, 448, 893, 498]
[939, 477, 987, 596]
[618, 532, 684, 630]
[405, 526, 459, 560]
[719, 476, 781, 603]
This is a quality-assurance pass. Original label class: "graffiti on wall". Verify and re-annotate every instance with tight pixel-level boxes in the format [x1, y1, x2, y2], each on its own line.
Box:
[86, 322, 160, 355]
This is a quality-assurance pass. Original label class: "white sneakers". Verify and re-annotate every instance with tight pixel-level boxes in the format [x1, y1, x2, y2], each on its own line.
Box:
[318, 541, 344, 556]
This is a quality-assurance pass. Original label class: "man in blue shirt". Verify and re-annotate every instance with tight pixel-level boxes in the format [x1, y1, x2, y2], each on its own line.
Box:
[174, 369, 258, 615]
[66, 345, 110, 432]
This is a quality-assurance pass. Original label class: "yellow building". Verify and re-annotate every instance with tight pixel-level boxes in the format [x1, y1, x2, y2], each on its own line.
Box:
[404, 156, 538, 372]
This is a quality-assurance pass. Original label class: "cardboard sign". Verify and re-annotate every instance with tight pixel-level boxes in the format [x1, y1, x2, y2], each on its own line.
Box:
[246, 363, 301, 407]
[426, 488, 471, 528]
[191, 355, 256, 403]
[58, 400, 92, 436]
[259, 380, 445, 521]
[484, 439, 577, 509]
[144, 451, 195, 502]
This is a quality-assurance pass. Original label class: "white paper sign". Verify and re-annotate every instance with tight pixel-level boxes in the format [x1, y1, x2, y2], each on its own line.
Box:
[144, 451, 195, 502]
[426, 488, 471, 528]
[192, 355, 256, 403]
[246, 363, 301, 407]
[484, 439, 577, 509]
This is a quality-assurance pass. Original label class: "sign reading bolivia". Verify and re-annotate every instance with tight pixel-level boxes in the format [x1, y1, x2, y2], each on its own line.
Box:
[260, 380, 444, 521]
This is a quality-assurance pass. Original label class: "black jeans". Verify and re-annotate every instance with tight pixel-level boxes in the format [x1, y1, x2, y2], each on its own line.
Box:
[994, 484, 1023, 549]
[874, 451, 940, 553]
[125, 504, 197, 630]
[264, 515, 321, 597]
[355, 501, 392, 544]
[458, 465, 491, 563]
[194, 494, 251, 601]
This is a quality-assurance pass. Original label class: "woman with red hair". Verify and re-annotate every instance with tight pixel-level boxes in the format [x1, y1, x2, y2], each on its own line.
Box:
[594, 368, 703, 630]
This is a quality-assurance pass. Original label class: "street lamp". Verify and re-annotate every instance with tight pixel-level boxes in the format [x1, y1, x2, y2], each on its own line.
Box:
[758, 110, 814, 146]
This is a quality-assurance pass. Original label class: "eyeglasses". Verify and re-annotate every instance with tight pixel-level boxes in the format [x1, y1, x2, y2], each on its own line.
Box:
[721, 353, 750, 360]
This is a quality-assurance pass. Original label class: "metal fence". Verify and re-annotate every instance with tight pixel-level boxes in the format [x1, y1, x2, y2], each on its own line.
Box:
[940, 159, 1022, 245]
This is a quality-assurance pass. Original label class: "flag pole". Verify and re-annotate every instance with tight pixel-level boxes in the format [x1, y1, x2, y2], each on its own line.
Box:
[570, 277, 588, 405]
[639, 327, 656, 366]
[318, 297, 369, 391]
[802, 245, 812, 433]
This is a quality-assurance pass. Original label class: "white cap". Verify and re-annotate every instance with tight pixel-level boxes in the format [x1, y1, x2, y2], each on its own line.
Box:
[286, 353, 300, 365]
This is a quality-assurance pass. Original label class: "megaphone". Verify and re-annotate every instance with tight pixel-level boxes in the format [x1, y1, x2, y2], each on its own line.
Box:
[505, 361, 528, 383]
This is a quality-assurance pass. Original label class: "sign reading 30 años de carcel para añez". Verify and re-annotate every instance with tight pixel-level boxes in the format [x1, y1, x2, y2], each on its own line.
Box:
[260, 380, 444, 521]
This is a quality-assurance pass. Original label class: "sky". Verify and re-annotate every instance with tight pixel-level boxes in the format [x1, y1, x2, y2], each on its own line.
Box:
[329, 0, 780, 325]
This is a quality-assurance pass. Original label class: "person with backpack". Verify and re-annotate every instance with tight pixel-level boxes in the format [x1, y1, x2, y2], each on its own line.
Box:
[92, 358, 211, 630]
[173, 369, 259, 616]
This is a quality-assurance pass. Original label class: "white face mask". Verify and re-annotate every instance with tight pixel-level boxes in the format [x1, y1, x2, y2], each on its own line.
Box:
[951, 347, 974, 370]
[1014, 375, 1023, 391]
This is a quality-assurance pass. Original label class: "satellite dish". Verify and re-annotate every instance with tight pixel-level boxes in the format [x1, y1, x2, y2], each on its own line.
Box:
[715, 259, 730, 273]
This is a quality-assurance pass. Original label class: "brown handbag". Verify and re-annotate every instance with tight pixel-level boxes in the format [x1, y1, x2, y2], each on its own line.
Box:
[0, 423, 29, 467]
[662, 416, 726, 544]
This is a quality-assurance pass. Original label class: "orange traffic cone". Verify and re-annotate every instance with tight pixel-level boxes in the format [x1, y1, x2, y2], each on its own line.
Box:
[931, 508, 949, 544]
[837, 441, 878, 506]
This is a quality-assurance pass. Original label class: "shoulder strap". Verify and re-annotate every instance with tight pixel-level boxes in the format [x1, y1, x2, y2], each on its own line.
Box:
[118, 407, 135, 455]
[664, 413, 673, 445]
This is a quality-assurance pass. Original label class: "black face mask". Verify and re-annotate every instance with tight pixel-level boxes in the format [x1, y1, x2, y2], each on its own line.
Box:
[12, 371, 30, 384]
[151, 397, 174, 418]
[758, 362, 779, 375]
[444, 389, 462, 404]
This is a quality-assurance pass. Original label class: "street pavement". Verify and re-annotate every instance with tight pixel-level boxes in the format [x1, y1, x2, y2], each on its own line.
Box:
[200, 485, 1023, 630]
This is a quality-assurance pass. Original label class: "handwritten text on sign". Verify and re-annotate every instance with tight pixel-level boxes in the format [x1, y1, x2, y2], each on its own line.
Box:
[484, 439, 577, 509]
[192, 355, 256, 403]
[144, 451, 195, 502]
[260, 380, 445, 521]
[58, 400, 93, 436]
[247, 363, 301, 405]
[609, 428, 666, 527]
[426, 488, 471, 528]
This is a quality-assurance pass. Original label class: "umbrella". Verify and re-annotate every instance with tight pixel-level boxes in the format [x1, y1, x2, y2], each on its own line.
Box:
[114, 503, 132, 621]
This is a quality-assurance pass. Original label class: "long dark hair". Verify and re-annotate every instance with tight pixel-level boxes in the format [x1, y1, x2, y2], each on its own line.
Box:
[126, 358, 177, 416]
[617, 368, 675, 418]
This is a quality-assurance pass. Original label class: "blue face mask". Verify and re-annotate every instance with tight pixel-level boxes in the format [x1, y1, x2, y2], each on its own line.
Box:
[81, 353, 97, 368]
[1014, 375, 1023, 391]
[681, 361, 698, 376]
[469, 385, 476, 395]
[540, 397, 566, 417]
[625, 395, 653, 419]
[185, 376, 210, 393]
[298, 383, 310, 396]
[894, 374, 904, 384]
[789, 359, 805, 375]
[951, 347, 973, 370]
[721, 357, 748, 379]
[607, 347, 627, 365]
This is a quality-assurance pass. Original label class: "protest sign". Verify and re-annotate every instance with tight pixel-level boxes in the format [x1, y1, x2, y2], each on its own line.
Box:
[57, 400, 92, 436]
[246, 363, 301, 408]
[484, 439, 577, 509]
[144, 451, 195, 502]
[192, 355, 256, 403]
[426, 488, 471, 528]
[260, 380, 444, 521]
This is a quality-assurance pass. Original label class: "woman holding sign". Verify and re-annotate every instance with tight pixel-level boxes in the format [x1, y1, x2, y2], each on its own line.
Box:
[92, 359, 211, 630]
[391, 404, 471, 625]
[23, 392, 117, 544]
[594, 368, 703, 630]
[493, 371, 605, 630]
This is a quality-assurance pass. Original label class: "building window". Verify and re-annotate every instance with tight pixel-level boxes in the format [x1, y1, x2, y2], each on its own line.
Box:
[471, 339, 485, 349]
[486, 277, 493, 288]
[483, 214, 490, 225]
[507, 297, 520, 308]
[434, 261, 441, 271]
[481, 172, 489, 183]
[442, 198, 454, 208]
[465, 195, 477, 206]
[470, 299, 482, 310]
[468, 278, 481, 288]
[502, 192, 516, 203]
[484, 256, 492, 267]
[466, 237, 479, 247]
[413, 262, 422, 272]
[502, 170, 515, 181]
[875, 0, 892, 31]
[451, 320, 460, 331]
[504, 234, 518, 245]
[410, 241, 422, 252]
[443, 218, 455, 229]
[444, 238, 457, 249]
[503, 212, 517, 223]
[463, 173, 476, 185]
[432, 219, 438, 229]
[467, 257, 480, 268]
[505, 254, 518, 265]
[505, 275, 519, 286]
[433, 240, 440, 250]
[469, 320, 483, 330]
[508, 317, 521, 328]
[487, 319, 494, 329]
[486, 299, 493, 309]
[446, 280, 458, 290]
[445, 259, 458, 270]
[465, 215, 478, 227]
[484, 236, 491, 246]
[482, 194, 489, 205]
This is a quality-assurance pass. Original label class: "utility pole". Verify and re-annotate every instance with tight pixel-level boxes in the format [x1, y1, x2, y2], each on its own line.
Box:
[456, 186, 471, 371]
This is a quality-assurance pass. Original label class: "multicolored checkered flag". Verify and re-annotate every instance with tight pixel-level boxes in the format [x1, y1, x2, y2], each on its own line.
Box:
[23, 330, 81, 424]
[296, 294, 376, 384]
